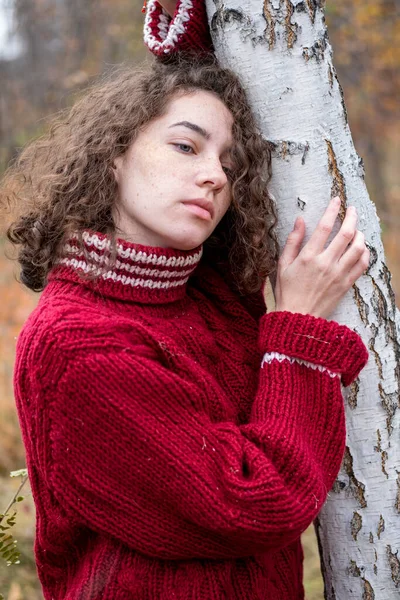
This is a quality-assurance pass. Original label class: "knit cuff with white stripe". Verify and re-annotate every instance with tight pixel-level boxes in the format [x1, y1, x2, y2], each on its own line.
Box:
[259, 311, 368, 387]
[143, 0, 212, 57]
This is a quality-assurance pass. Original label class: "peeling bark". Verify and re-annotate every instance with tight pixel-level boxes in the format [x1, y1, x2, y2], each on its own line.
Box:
[347, 379, 359, 410]
[377, 515, 385, 540]
[387, 546, 400, 587]
[207, 0, 400, 597]
[351, 512, 363, 541]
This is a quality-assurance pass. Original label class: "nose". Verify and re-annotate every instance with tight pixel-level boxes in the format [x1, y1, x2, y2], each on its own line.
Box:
[196, 155, 228, 191]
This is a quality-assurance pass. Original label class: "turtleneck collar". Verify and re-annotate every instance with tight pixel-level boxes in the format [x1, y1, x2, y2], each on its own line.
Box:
[50, 230, 203, 304]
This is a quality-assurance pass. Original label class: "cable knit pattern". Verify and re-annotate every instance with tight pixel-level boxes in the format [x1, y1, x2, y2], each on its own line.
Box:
[14, 231, 368, 600]
[143, 0, 212, 56]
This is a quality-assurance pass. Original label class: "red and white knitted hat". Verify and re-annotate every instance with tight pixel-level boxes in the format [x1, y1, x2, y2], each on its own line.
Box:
[143, 0, 213, 57]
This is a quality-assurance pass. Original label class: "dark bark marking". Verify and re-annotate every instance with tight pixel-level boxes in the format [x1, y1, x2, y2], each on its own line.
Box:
[301, 142, 309, 164]
[356, 154, 366, 178]
[211, 7, 266, 47]
[373, 564, 377, 575]
[381, 450, 389, 479]
[347, 379, 359, 410]
[262, 0, 276, 49]
[387, 545, 400, 587]
[305, 0, 317, 23]
[303, 31, 328, 62]
[331, 478, 346, 493]
[270, 139, 310, 161]
[297, 198, 306, 211]
[380, 265, 400, 392]
[370, 276, 400, 399]
[381, 264, 397, 314]
[377, 514, 385, 540]
[313, 517, 336, 600]
[325, 60, 349, 123]
[395, 471, 400, 513]
[328, 63, 333, 88]
[284, 0, 298, 48]
[371, 276, 399, 349]
[378, 383, 397, 436]
[326, 140, 347, 219]
[353, 284, 370, 327]
[374, 429, 382, 453]
[370, 278, 388, 328]
[336, 77, 349, 125]
[343, 446, 367, 508]
[349, 560, 361, 577]
[351, 511, 362, 541]
[365, 243, 378, 275]
[368, 325, 383, 379]
[369, 532, 374, 543]
[295, 2, 307, 13]
[323, 56, 350, 123]
[362, 578, 375, 599]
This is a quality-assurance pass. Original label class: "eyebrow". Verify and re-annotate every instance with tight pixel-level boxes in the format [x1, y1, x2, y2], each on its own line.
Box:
[168, 121, 210, 140]
[168, 120, 234, 156]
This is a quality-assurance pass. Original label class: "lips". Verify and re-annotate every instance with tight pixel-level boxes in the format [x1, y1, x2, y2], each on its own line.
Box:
[181, 198, 214, 221]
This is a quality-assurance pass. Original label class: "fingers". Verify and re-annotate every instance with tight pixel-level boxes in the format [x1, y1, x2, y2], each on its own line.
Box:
[344, 247, 370, 287]
[325, 205, 358, 261]
[304, 196, 341, 255]
[279, 217, 305, 269]
[337, 230, 368, 272]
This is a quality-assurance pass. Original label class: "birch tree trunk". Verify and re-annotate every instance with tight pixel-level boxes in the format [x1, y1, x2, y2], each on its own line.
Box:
[204, 1, 400, 597]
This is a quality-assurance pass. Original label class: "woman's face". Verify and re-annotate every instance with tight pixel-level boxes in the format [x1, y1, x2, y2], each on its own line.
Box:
[112, 90, 234, 249]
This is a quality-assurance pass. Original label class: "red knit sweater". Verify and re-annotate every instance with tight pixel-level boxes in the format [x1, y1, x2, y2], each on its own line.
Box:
[14, 231, 368, 600]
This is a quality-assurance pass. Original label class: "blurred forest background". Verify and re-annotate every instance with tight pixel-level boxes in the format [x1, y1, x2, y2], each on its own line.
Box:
[0, 0, 399, 598]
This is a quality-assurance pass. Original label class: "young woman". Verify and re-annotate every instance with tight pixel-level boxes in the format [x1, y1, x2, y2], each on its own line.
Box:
[2, 27, 369, 600]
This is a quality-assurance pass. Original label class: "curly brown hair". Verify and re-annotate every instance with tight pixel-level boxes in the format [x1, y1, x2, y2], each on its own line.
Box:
[2, 53, 278, 294]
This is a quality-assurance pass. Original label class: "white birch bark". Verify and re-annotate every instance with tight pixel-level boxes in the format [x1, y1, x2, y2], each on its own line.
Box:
[205, 1, 400, 597]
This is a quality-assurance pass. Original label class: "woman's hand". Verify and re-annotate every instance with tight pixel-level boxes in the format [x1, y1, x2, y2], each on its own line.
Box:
[157, 0, 177, 17]
[273, 196, 370, 319]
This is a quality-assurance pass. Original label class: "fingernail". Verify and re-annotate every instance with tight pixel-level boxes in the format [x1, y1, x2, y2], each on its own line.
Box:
[294, 217, 300, 230]
[333, 196, 340, 204]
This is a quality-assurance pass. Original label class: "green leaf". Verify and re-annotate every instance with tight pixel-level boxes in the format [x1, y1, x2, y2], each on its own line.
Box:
[1, 542, 14, 553]
[10, 469, 28, 478]
[6, 549, 21, 566]
[16, 496, 25, 502]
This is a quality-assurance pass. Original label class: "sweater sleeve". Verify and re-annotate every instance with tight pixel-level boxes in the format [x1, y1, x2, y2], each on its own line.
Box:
[26, 311, 367, 561]
[143, 0, 212, 57]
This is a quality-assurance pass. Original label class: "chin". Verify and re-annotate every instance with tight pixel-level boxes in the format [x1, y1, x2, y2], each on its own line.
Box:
[167, 226, 211, 251]
[170, 239, 205, 251]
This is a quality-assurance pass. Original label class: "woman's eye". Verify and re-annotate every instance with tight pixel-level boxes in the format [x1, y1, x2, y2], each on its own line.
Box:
[175, 143, 194, 154]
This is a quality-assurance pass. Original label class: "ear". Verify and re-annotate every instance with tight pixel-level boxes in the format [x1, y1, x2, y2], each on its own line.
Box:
[112, 155, 123, 183]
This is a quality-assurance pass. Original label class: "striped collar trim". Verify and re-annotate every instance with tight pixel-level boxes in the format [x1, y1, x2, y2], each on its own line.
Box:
[53, 231, 203, 304]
